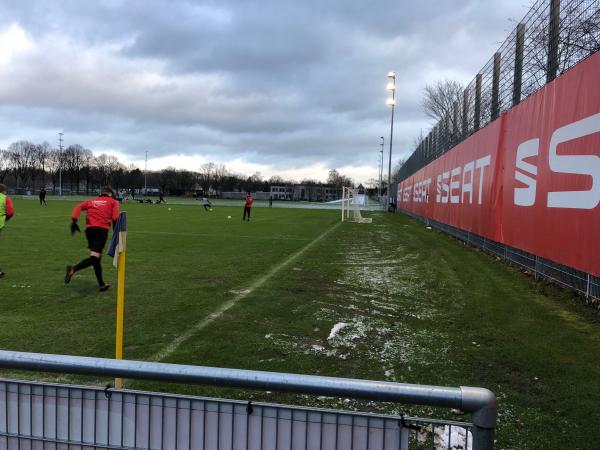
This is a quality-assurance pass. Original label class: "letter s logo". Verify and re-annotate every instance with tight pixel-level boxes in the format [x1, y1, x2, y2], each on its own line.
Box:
[514, 139, 539, 206]
[547, 112, 600, 209]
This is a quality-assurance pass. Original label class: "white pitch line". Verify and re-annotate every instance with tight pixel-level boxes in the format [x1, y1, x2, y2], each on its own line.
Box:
[151, 221, 341, 362]
[131, 230, 311, 241]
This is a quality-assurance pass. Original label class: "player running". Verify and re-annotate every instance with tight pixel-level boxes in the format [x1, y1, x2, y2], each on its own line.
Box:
[202, 196, 213, 211]
[0, 184, 15, 278]
[64, 186, 120, 291]
[39, 187, 47, 206]
[243, 193, 253, 221]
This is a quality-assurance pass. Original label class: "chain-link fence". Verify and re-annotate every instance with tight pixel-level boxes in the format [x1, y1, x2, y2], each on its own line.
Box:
[398, 0, 600, 183]
[402, 209, 600, 305]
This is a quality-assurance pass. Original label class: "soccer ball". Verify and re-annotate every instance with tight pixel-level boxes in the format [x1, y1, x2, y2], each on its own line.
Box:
[227, 215, 232, 219]
[168, 208, 172, 211]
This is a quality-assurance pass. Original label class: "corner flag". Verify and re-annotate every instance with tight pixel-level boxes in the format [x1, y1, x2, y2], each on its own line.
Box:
[107, 212, 127, 267]
[107, 211, 128, 388]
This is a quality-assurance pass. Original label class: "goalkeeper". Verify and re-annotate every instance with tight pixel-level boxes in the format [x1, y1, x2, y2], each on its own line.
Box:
[64, 186, 120, 291]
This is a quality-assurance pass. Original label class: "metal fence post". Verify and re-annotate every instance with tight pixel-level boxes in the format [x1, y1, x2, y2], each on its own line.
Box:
[513, 23, 525, 106]
[462, 88, 469, 137]
[547, 0, 561, 82]
[461, 386, 496, 450]
[453, 101, 459, 145]
[444, 115, 450, 152]
[438, 120, 443, 154]
[586, 273, 591, 300]
[474, 74, 482, 131]
[491, 52, 501, 120]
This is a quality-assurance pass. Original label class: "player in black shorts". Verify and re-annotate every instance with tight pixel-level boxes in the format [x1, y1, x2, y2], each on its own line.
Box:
[64, 187, 120, 291]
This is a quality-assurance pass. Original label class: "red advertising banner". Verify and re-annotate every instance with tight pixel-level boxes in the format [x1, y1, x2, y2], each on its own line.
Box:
[398, 51, 600, 277]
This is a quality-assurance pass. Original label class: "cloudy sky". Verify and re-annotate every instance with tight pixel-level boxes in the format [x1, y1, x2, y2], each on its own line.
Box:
[0, 0, 531, 184]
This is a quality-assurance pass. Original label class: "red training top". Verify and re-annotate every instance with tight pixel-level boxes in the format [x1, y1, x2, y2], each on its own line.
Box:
[245, 196, 254, 207]
[72, 195, 120, 230]
[4, 196, 14, 219]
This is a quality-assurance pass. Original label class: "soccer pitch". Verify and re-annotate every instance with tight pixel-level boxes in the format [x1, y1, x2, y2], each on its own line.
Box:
[1, 197, 600, 448]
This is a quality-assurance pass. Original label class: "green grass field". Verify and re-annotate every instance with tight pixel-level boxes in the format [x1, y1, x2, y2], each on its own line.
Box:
[1, 196, 599, 449]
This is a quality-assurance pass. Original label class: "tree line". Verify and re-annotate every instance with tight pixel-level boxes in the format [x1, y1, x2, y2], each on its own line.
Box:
[0, 141, 357, 196]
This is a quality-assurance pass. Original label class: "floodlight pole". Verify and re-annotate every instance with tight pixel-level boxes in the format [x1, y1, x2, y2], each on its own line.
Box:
[386, 72, 396, 211]
[379, 136, 384, 201]
[144, 150, 148, 195]
[58, 132, 64, 196]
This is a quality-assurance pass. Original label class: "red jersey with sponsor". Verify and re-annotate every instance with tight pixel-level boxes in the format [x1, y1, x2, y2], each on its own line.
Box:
[245, 196, 254, 207]
[72, 195, 120, 230]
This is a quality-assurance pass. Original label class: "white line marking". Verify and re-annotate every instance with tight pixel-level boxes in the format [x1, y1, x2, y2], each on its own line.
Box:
[131, 230, 312, 241]
[151, 221, 341, 362]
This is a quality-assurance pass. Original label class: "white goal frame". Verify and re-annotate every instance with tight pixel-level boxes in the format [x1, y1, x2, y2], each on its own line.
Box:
[341, 187, 372, 223]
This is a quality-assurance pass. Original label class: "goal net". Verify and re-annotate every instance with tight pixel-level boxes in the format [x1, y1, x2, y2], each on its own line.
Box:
[341, 187, 372, 223]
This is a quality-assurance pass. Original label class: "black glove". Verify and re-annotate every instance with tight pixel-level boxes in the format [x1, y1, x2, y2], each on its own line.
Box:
[70, 219, 80, 235]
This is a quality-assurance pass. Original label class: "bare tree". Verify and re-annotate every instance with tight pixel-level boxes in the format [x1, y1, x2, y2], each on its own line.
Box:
[422, 80, 464, 123]
[392, 158, 407, 182]
[523, 5, 600, 96]
[412, 129, 426, 148]
[212, 164, 229, 194]
[0, 150, 10, 182]
[198, 162, 216, 193]
[327, 169, 353, 188]
[93, 154, 112, 187]
[36, 142, 51, 186]
[80, 148, 94, 193]
[7, 141, 37, 189]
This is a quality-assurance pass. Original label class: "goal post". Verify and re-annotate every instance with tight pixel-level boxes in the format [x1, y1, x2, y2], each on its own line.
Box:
[341, 187, 372, 223]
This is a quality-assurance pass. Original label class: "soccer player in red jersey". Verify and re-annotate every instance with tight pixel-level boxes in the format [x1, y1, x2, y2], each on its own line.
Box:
[0, 184, 15, 278]
[243, 193, 253, 221]
[65, 186, 120, 291]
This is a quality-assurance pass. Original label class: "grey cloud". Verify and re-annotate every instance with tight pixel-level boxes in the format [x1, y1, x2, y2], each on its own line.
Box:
[0, 0, 531, 180]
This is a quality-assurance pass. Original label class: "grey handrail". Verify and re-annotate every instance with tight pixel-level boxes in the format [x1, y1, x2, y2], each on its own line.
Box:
[0, 350, 496, 449]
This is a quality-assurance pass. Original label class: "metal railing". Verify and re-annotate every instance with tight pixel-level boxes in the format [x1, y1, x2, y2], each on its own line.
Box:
[397, 0, 600, 183]
[0, 350, 497, 449]
[401, 209, 600, 304]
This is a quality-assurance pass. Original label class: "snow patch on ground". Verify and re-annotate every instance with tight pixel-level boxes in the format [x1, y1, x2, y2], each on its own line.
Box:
[327, 322, 349, 340]
[229, 288, 251, 295]
[417, 425, 472, 450]
[265, 219, 452, 390]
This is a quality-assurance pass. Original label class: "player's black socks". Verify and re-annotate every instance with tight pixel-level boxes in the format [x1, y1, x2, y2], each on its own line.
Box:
[72, 256, 105, 285]
[73, 257, 95, 272]
[92, 257, 105, 286]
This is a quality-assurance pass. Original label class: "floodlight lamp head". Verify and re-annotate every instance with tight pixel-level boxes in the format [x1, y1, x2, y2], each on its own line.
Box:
[386, 98, 396, 107]
[387, 71, 396, 78]
[386, 82, 395, 91]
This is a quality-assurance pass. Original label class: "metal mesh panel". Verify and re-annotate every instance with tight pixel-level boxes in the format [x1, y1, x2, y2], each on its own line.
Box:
[400, 209, 599, 304]
[0, 380, 475, 450]
[397, 0, 600, 183]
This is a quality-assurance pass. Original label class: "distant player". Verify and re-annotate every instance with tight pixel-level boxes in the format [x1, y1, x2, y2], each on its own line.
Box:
[0, 184, 15, 278]
[64, 186, 120, 291]
[268, 195, 273, 208]
[202, 196, 212, 211]
[243, 193, 253, 221]
[39, 187, 47, 206]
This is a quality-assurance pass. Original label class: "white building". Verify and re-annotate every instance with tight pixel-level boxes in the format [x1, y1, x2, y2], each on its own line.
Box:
[270, 185, 292, 200]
